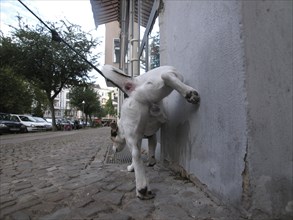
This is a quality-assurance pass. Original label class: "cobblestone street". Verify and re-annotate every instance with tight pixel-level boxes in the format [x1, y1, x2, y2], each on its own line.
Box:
[0, 128, 245, 220]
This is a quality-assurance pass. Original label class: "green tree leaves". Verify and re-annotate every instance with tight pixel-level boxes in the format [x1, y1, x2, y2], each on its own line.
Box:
[104, 91, 116, 116]
[0, 17, 100, 130]
[0, 67, 33, 113]
[69, 85, 103, 123]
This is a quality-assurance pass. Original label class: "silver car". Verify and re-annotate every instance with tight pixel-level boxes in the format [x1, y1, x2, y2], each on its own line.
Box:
[33, 117, 52, 131]
[10, 115, 45, 132]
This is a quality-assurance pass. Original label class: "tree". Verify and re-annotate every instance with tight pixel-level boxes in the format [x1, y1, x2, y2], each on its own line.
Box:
[104, 92, 116, 116]
[31, 86, 49, 117]
[150, 31, 160, 69]
[69, 85, 102, 125]
[0, 66, 33, 113]
[0, 34, 48, 115]
[4, 17, 100, 130]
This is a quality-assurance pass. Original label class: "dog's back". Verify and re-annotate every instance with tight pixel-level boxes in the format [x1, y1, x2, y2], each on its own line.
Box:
[102, 65, 181, 104]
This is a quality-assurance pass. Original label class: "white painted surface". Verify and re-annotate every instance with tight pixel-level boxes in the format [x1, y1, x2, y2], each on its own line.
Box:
[159, 0, 292, 217]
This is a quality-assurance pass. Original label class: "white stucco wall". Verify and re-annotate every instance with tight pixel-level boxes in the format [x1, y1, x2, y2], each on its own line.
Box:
[159, 0, 292, 217]
[160, 0, 247, 206]
[243, 0, 292, 216]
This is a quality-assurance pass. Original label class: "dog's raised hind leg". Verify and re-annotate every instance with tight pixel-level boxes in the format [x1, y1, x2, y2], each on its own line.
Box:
[161, 72, 200, 104]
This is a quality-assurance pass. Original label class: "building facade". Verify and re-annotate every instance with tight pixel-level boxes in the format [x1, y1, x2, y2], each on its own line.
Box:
[44, 86, 118, 120]
[105, 21, 120, 69]
[43, 88, 75, 119]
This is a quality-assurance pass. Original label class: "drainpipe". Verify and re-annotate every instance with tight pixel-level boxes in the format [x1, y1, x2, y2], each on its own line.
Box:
[129, 0, 139, 78]
[145, 35, 149, 72]
[118, 0, 130, 115]
[120, 0, 127, 73]
[137, 0, 141, 75]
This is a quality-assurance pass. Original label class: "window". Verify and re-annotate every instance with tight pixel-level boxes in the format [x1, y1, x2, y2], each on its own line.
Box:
[113, 38, 120, 63]
[66, 102, 70, 109]
[20, 116, 35, 122]
[54, 100, 59, 108]
[10, 116, 19, 122]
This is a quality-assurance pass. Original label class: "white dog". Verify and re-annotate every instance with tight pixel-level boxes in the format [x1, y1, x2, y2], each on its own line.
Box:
[102, 65, 200, 199]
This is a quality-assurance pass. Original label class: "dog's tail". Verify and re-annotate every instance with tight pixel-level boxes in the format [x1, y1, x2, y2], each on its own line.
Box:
[101, 65, 133, 95]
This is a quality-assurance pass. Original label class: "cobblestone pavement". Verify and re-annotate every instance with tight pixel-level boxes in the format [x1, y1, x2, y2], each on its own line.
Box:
[0, 128, 245, 220]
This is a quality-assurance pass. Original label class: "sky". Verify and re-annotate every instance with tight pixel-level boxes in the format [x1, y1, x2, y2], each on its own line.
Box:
[0, 0, 107, 87]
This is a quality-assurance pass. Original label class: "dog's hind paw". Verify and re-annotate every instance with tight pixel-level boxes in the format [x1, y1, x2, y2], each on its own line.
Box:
[127, 164, 134, 172]
[147, 161, 156, 167]
[137, 187, 155, 200]
[147, 158, 156, 167]
[185, 90, 200, 104]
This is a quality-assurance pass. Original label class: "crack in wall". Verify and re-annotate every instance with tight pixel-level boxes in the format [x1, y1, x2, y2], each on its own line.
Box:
[241, 141, 251, 211]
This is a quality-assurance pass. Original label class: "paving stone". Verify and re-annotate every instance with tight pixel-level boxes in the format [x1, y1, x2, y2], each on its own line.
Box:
[0, 200, 17, 209]
[18, 196, 40, 210]
[17, 161, 33, 169]
[78, 201, 113, 217]
[39, 207, 71, 220]
[67, 172, 80, 178]
[83, 175, 104, 185]
[8, 170, 21, 178]
[122, 199, 155, 219]
[61, 180, 86, 190]
[31, 170, 47, 178]
[73, 195, 94, 208]
[116, 182, 136, 192]
[11, 179, 24, 184]
[92, 190, 124, 206]
[101, 182, 122, 191]
[14, 188, 35, 197]
[29, 203, 57, 217]
[15, 172, 34, 179]
[10, 211, 31, 220]
[43, 191, 72, 202]
[152, 204, 193, 220]
[14, 182, 32, 191]
[0, 180, 12, 186]
[0, 198, 39, 218]
[39, 186, 58, 194]
[36, 181, 53, 189]
[0, 196, 15, 204]
[51, 175, 70, 184]
[0, 128, 247, 220]
[97, 211, 132, 220]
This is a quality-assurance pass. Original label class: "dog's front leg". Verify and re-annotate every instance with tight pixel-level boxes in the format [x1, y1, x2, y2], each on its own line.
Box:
[129, 139, 155, 200]
[127, 139, 141, 172]
[147, 134, 157, 167]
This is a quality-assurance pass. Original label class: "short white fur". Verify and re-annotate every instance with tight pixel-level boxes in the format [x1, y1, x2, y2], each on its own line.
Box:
[103, 65, 200, 199]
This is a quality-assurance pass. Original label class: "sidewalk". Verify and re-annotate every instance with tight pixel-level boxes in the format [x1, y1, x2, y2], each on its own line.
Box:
[0, 128, 245, 220]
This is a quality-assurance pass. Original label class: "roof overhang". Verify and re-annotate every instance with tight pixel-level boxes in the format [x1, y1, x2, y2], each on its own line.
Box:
[90, 0, 154, 28]
[90, 0, 120, 27]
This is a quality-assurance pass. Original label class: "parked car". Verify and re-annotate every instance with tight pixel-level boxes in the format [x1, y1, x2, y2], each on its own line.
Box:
[72, 120, 82, 129]
[44, 118, 52, 123]
[56, 119, 73, 131]
[92, 118, 101, 127]
[0, 113, 26, 134]
[33, 116, 52, 131]
[10, 114, 45, 132]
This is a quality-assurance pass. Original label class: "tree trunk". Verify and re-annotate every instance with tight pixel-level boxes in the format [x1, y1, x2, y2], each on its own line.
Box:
[48, 98, 58, 131]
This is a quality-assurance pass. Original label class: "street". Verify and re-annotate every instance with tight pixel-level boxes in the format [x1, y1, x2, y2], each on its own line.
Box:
[0, 128, 244, 220]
